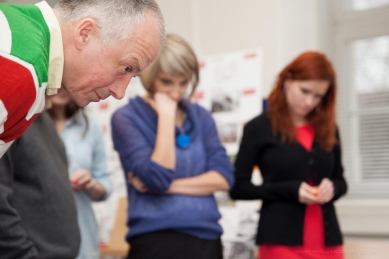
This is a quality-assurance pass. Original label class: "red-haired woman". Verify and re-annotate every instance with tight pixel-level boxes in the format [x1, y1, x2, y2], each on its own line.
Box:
[230, 51, 347, 259]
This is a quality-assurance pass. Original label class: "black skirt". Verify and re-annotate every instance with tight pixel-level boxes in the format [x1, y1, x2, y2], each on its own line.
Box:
[126, 230, 223, 259]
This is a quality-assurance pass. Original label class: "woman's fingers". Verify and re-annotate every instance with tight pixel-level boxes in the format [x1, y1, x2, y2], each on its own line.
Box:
[318, 178, 334, 204]
[299, 182, 319, 204]
[128, 172, 149, 193]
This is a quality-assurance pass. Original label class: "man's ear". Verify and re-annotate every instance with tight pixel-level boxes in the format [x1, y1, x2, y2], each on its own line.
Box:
[73, 18, 97, 49]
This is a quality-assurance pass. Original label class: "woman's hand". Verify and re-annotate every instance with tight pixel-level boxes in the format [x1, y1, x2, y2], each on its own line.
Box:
[128, 172, 149, 193]
[317, 178, 335, 204]
[145, 92, 177, 116]
[69, 169, 97, 192]
[146, 92, 177, 170]
[298, 182, 319, 204]
[70, 169, 106, 200]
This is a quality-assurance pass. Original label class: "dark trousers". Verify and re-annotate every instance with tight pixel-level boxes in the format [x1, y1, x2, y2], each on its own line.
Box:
[126, 230, 223, 259]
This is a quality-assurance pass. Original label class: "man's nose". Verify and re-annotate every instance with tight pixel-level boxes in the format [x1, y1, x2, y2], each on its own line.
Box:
[109, 78, 132, 100]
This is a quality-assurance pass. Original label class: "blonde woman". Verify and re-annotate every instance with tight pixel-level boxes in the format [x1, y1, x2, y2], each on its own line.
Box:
[111, 34, 234, 259]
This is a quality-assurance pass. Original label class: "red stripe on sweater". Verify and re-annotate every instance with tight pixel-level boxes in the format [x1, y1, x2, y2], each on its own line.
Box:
[0, 56, 38, 143]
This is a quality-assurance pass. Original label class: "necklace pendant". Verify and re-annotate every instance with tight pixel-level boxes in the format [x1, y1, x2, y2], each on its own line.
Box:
[176, 134, 191, 149]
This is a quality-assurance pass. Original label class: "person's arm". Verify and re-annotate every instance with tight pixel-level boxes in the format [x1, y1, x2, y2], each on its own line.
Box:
[167, 107, 234, 196]
[229, 117, 302, 201]
[111, 104, 176, 192]
[67, 121, 110, 201]
[328, 129, 348, 202]
[313, 128, 348, 204]
[85, 182, 106, 201]
[69, 169, 107, 201]
[167, 171, 229, 196]
[147, 93, 177, 170]
[0, 148, 39, 258]
[88, 120, 112, 201]
[0, 59, 43, 158]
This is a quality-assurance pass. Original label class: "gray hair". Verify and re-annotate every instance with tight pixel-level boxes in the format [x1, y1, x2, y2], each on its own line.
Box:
[141, 34, 200, 95]
[54, 0, 165, 46]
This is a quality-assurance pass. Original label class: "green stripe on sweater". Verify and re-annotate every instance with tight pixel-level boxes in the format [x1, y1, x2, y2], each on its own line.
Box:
[0, 4, 50, 88]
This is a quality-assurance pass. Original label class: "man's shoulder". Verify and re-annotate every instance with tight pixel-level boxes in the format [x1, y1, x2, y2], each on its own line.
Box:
[0, 3, 51, 81]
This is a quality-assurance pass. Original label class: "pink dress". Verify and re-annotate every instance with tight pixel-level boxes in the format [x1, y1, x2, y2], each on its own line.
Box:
[258, 125, 344, 259]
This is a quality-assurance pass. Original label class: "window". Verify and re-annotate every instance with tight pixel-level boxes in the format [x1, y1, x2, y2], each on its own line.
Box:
[350, 0, 389, 10]
[332, 0, 389, 235]
[353, 36, 389, 184]
[341, 35, 389, 198]
[332, 0, 389, 199]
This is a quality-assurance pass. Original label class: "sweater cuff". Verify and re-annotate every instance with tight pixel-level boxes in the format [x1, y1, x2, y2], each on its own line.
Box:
[207, 164, 235, 189]
[288, 181, 302, 201]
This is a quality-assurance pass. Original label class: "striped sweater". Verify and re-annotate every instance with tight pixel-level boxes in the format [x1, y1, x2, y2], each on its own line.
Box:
[0, 1, 63, 157]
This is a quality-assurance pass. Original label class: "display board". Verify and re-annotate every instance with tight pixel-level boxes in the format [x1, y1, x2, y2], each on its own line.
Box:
[194, 48, 262, 157]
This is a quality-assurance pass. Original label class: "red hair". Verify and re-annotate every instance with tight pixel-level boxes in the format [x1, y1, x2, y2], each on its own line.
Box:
[267, 51, 337, 151]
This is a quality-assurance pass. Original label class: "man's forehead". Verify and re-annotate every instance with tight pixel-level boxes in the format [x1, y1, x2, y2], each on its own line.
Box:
[131, 21, 162, 58]
[116, 26, 160, 70]
[117, 45, 152, 70]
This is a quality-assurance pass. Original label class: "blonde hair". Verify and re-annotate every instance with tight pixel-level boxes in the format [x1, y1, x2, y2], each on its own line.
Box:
[141, 34, 199, 95]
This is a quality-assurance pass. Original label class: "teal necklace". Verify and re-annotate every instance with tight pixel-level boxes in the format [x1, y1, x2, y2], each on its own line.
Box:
[176, 112, 191, 149]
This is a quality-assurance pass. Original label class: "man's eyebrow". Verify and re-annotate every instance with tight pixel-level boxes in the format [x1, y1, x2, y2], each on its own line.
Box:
[131, 58, 141, 72]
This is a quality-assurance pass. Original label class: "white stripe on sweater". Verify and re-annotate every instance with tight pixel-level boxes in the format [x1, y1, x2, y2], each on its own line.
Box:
[0, 11, 12, 54]
[0, 140, 14, 158]
[36, 1, 64, 95]
[0, 100, 7, 134]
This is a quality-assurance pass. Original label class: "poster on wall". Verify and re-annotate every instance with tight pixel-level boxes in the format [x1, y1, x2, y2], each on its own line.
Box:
[193, 48, 263, 158]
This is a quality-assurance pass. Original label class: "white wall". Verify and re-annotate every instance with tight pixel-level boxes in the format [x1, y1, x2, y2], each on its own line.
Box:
[6, 0, 331, 96]
[157, 0, 331, 97]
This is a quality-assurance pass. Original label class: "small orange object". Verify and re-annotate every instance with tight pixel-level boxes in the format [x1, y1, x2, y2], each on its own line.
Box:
[312, 187, 319, 196]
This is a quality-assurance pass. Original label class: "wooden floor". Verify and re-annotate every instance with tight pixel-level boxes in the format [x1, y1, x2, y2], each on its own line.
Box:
[100, 198, 129, 258]
[343, 237, 389, 259]
[100, 236, 389, 259]
[99, 199, 389, 259]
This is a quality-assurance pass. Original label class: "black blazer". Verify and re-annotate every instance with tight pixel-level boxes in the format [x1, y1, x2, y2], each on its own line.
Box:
[230, 112, 347, 246]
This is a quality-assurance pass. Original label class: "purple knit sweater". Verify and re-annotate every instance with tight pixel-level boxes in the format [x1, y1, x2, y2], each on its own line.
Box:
[111, 96, 234, 241]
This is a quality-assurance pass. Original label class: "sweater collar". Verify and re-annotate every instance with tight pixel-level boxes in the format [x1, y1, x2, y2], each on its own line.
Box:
[35, 1, 64, 96]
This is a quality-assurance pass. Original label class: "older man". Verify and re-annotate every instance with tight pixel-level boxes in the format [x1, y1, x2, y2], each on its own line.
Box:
[0, 0, 165, 157]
